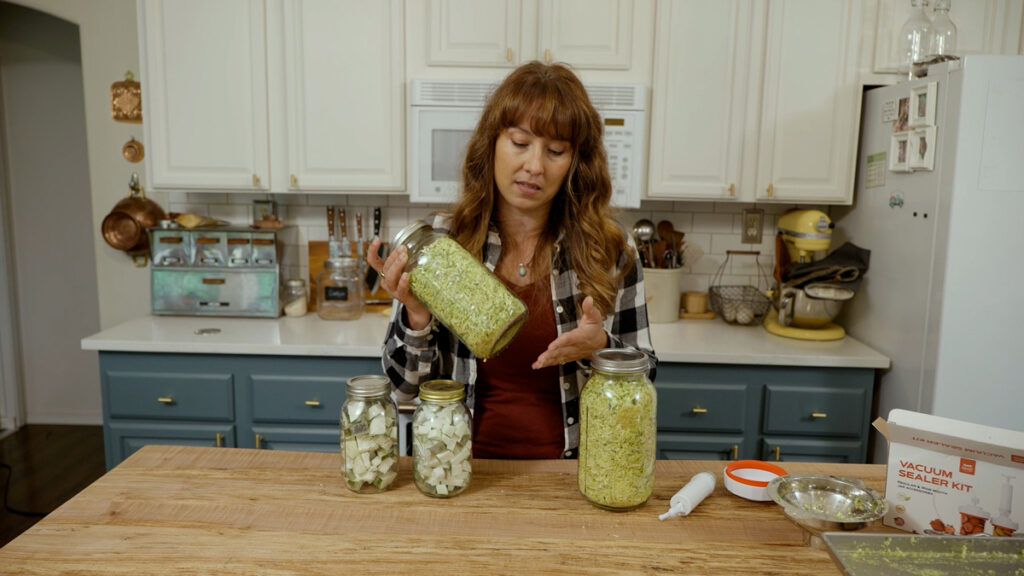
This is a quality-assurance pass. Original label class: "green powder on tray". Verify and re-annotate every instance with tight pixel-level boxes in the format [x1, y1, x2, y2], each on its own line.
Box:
[578, 371, 656, 510]
[409, 236, 527, 359]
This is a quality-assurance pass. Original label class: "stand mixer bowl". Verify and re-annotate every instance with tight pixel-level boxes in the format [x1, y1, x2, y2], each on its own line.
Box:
[777, 284, 853, 328]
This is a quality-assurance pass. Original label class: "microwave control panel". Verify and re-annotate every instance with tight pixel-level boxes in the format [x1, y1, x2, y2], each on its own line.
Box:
[600, 110, 644, 209]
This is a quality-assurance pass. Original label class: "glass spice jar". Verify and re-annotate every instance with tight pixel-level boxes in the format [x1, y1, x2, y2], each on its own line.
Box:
[341, 375, 399, 493]
[281, 278, 308, 317]
[578, 348, 656, 511]
[316, 256, 363, 320]
[391, 220, 528, 358]
[412, 380, 472, 498]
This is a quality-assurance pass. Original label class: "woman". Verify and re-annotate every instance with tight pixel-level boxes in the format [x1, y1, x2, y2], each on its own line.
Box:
[367, 61, 656, 459]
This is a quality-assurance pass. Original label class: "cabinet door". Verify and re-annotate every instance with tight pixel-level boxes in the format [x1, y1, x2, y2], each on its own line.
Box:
[760, 437, 865, 463]
[647, 0, 754, 200]
[105, 422, 235, 470]
[250, 425, 341, 452]
[427, 0, 523, 66]
[754, 0, 861, 204]
[138, 0, 270, 190]
[872, 0, 1024, 74]
[282, 0, 404, 190]
[538, 0, 632, 69]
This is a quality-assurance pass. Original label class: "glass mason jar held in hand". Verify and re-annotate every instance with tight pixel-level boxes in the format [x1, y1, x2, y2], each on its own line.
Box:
[391, 220, 528, 359]
[412, 379, 472, 498]
[578, 348, 657, 511]
[340, 375, 399, 493]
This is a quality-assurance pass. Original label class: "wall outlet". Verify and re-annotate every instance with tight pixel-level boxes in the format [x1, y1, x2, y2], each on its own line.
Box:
[741, 209, 764, 244]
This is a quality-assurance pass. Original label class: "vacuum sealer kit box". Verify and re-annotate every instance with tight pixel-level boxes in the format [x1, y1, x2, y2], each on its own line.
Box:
[877, 409, 1024, 537]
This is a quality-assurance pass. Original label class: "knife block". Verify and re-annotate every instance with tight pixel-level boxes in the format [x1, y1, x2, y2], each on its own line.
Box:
[308, 241, 390, 310]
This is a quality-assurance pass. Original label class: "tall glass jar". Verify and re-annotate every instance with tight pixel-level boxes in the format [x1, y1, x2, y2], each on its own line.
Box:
[898, 0, 931, 80]
[412, 380, 472, 498]
[316, 256, 363, 320]
[281, 278, 308, 317]
[391, 220, 528, 359]
[340, 375, 399, 493]
[578, 348, 656, 511]
[925, 0, 957, 60]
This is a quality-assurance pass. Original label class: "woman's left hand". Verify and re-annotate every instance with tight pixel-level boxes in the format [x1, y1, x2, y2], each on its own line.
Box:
[532, 296, 608, 369]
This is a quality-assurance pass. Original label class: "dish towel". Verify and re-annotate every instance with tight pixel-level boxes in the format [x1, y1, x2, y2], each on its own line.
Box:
[781, 242, 871, 291]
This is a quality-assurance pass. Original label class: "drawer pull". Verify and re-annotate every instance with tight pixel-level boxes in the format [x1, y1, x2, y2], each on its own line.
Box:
[157, 396, 174, 404]
[304, 400, 321, 407]
[202, 278, 226, 285]
[810, 411, 828, 419]
[731, 444, 738, 460]
[215, 433, 224, 448]
[773, 446, 781, 461]
[255, 434, 264, 449]
[691, 406, 708, 415]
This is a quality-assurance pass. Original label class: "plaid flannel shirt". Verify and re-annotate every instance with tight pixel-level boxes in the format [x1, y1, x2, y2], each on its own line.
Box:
[381, 213, 657, 458]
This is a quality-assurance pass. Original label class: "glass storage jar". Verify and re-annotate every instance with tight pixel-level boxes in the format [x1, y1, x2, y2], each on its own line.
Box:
[578, 348, 656, 511]
[340, 375, 399, 493]
[316, 256, 363, 320]
[412, 379, 472, 498]
[281, 278, 308, 317]
[391, 220, 528, 359]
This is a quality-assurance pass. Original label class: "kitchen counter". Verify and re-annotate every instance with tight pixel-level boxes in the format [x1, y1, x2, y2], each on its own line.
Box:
[0, 445, 897, 575]
[81, 313, 890, 369]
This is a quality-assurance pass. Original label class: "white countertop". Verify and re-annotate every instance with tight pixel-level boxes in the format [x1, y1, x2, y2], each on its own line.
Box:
[82, 312, 890, 369]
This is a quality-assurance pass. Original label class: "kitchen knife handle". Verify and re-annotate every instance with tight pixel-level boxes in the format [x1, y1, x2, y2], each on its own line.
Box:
[338, 207, 347, 239]
[327, 206, 335, 239]
[372, 207, 381, 239]
[356, 212, 363, 239]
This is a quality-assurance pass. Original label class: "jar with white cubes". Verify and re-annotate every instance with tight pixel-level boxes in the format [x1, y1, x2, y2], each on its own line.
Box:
[412, 379, 472, 498]
[341, 375, 399, 493]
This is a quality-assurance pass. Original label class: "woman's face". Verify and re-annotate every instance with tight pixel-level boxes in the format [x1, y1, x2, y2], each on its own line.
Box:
[493, 121, 572, 214]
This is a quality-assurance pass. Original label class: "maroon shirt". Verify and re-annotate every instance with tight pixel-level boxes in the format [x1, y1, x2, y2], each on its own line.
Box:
[472, 275, 564, 459]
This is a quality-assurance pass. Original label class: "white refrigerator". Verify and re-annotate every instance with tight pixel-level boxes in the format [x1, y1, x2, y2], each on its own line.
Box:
[832, 56, 1024, 462]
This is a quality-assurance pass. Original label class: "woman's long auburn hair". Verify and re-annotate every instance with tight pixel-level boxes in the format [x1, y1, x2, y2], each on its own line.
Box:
[447, 61, 632, 316]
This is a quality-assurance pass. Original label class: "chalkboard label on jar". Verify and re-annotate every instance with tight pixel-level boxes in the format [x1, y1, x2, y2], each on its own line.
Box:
[324, 286, 349, 301]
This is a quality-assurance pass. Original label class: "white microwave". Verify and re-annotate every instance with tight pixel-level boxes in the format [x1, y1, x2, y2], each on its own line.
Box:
[408, 79, 647, 207]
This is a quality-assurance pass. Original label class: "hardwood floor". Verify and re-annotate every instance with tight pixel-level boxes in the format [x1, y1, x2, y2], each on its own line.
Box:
[0, 425, 105, 547]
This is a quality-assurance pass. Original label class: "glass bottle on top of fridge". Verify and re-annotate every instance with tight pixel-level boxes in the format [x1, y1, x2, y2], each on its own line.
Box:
[340, 375, 399, 493]
[316, 256, 363, 320]
[578, 348, 656, 511]
[898, 0, 931, 80]
[925, 0, 957, 60]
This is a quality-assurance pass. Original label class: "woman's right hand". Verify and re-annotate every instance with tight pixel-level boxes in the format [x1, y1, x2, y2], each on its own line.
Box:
[367, 237, 432, 331]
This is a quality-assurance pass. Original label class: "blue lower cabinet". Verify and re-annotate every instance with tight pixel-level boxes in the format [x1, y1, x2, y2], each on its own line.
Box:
[249, 425, 341, 453]
[106, 422, 236, 469]
[657, 432, 746, 460]
[760, 437, 865, 463]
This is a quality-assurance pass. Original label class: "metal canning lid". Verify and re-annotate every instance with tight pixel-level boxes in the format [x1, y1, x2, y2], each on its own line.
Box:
[391, 219, 431, 250]
[325, 256, 359, 270]
[419, 379, 465, 402]
[285, 278, 305, 287]
[590, 348, 649, 374]
[346, 375, 390, 398]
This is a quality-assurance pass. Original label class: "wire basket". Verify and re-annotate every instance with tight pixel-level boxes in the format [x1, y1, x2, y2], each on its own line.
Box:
[709, 250, 772, 326]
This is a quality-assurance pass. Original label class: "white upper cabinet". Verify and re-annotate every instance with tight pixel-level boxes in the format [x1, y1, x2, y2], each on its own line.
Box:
[755, 0, 862, 203]
[138, 0, 270, 190]
[647, 1, 753, 200]
[279, 0, 404, 191]
[138, 0, 404, 193]
[426, 0, 631, 68]
[869, 0, 1023, 76]
[647, 0, 862, 205]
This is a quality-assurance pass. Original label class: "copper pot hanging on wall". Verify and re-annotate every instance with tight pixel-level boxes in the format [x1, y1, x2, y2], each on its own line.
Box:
[101, 173, 166, 266]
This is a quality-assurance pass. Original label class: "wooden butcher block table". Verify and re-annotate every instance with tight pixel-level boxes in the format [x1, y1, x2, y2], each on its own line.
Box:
[0, 446, 895, 575]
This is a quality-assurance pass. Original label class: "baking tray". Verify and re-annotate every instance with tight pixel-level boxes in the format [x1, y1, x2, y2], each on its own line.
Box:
[822, 532, 1024, 575]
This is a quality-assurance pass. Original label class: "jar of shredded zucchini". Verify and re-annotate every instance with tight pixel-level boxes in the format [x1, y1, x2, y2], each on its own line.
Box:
[391, 220, 528, 359]
[412, 380, 472, 498]
[578, 348, 656, 511]
[340, 375, 399, 493]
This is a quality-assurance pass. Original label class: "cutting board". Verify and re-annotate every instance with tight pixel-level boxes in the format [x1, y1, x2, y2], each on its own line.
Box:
[308, 241, 390, 311]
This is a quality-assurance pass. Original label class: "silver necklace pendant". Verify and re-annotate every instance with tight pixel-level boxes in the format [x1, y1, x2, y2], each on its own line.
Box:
[517, 262, 527, 277]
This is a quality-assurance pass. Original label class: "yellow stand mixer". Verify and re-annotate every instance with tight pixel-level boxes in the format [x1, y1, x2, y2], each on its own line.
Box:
[763, 209, 852, 341]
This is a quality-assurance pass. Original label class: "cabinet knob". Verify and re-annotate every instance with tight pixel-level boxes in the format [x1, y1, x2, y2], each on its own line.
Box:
[157, 396, 174, 404]
[304, 400, 321, 407]
[544, 48, 551, 64]
[252, 173, 261, 187]
[215, 433, 224, 448]
[729, 183, 735, 197]
[690, 406, 708, 415]
[506, 48, 513, 62]
[255, 434, 264, 449]
[810, 411, 828, 419]
[773, 445, 781, 461]
[766, 183, 774, 197]
[290, 173, 298, 187]
[731, 444, 738, 460]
